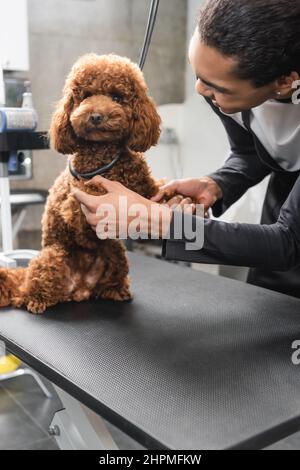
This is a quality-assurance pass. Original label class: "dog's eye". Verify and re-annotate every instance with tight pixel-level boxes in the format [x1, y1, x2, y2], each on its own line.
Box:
[111, 94, 123, 103]
[83, 92, 92, 100]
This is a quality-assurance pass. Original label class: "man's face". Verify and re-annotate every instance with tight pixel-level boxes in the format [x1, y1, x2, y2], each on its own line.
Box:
[188, 30, 276, 114]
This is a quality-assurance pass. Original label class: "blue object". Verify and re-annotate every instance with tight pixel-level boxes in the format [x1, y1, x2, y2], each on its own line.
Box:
[8, 152, 18, 172]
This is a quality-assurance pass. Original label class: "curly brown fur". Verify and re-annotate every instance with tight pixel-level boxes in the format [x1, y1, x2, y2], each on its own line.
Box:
[0, 54, 161, 314]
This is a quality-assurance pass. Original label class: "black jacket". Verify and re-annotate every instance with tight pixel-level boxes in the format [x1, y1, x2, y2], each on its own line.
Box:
[162, 98, 300, 299]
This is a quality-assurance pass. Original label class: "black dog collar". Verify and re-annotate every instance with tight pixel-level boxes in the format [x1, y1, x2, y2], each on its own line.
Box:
[69, 153, 122, 180]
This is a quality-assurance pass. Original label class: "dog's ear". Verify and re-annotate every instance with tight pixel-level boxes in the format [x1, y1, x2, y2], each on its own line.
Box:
[127, 94, 161, 153]
[49, 92, 77, 155]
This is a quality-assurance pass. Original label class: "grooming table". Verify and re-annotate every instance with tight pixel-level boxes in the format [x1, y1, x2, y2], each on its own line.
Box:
[0, 252, 299, 450]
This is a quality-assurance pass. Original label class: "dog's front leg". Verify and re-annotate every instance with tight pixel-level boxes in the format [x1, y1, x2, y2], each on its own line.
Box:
[91, 240, 132, 302]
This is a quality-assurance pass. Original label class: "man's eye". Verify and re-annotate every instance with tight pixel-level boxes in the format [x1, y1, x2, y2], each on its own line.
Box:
[111, 94, 123, 103]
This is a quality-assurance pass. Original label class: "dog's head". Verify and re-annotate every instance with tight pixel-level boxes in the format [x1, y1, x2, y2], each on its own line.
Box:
[49, 53, 161, 154]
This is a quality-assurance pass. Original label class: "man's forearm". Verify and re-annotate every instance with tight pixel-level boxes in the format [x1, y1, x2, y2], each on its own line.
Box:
[207, 152, 271, 218]
[162, 212, 299, 272]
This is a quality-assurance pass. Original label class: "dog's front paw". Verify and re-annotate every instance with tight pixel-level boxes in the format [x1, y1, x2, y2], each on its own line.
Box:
[27, 300, 47, 315]
[114, 287, 133, 302]
[99, 286, 133, 302]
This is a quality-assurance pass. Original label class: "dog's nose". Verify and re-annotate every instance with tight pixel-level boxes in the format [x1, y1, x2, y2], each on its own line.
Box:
[90, 113, 103, 125]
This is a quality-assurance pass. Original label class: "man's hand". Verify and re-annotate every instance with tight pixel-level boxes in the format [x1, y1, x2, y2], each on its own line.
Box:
[151, 177, 223, 213]
[72, 175, 172, 239]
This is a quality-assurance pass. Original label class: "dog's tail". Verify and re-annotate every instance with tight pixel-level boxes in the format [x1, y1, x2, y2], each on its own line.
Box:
[0, 267, 26, 308]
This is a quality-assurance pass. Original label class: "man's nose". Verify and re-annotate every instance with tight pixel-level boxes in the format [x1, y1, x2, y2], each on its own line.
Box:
[90, 113, 103, 125]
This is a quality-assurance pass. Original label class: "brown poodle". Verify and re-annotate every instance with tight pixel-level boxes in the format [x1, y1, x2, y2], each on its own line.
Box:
[0, 53, 163, 314]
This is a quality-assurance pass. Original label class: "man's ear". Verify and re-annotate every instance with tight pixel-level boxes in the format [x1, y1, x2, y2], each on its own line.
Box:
[276, 71, 300, 95]
[127, 94, 161, 153]
[49, 92, 77, 155]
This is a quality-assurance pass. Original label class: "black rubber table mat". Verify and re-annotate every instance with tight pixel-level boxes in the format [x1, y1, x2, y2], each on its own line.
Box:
[0, 252, 299, 449]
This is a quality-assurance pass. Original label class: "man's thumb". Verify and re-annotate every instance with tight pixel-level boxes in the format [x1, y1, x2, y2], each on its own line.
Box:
[84, 175, 115, 192]
[151, 181, 178, 202]
[72, 189, 100, 212]
[197, 196, 213, 212]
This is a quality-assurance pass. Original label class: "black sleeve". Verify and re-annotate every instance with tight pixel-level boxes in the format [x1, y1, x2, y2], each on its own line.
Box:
[205, 99, 271, 217]
[162, 175, 300, 272]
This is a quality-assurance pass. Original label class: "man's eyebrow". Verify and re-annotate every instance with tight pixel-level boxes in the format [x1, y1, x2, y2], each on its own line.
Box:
[196, 75, 231, 94]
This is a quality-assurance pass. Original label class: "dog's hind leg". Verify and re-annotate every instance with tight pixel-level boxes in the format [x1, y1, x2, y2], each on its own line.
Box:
[0, 267, 26, 308]
[20, 244, 72, 314]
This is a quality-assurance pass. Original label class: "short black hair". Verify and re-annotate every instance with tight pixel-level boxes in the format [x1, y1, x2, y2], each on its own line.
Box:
[198, 0, 300, 87]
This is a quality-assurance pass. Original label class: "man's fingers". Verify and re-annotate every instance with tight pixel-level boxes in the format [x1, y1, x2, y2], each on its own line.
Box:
[84, 175, 121, 191]
[151, 188, 167, 202]
[173, 202, 196, 215]
[72, 189, 102, 212]
[80, 204, 88, 216]
[151, 180, 178, 202]
[80, 204, 99, 225]
[183, 204, 195, 215]
[179, 198, 193, 206]
[166, 195, 184, 206]
[197, 196, 212, 212]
